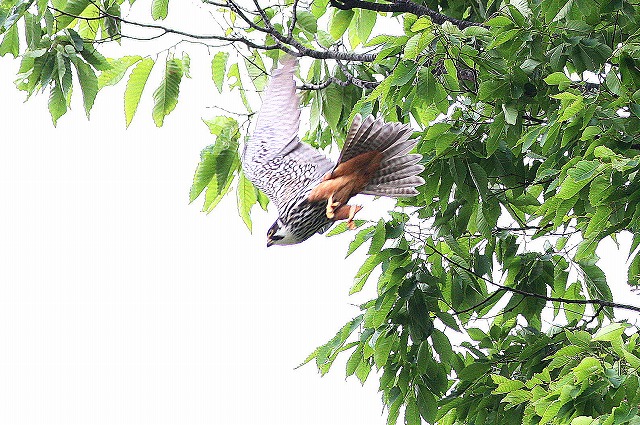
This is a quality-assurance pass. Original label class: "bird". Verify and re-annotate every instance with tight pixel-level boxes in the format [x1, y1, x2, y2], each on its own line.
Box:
[241, 56, 425, 246]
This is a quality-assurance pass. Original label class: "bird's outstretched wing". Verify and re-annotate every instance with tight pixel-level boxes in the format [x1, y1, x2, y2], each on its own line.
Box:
[242, 57, 334, 212]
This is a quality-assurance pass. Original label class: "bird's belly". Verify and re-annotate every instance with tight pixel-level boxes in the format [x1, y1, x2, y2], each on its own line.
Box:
[287, 200, 333, 243]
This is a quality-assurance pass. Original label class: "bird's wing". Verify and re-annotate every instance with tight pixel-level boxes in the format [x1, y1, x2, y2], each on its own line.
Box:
[241, 56, 334, 212]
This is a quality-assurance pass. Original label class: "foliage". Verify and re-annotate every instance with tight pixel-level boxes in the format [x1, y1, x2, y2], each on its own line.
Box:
[2, 0, 640, 423]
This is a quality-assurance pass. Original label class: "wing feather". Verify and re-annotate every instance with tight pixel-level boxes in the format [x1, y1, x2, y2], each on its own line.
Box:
[241, 57, 333, 212]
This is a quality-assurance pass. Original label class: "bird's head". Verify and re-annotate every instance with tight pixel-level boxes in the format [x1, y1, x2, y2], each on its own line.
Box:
[266, 219, 298, 247]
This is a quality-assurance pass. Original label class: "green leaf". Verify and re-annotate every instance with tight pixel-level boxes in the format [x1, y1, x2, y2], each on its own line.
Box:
[347, 226, 374, 257]
[368, 220, 386, 254]
[0, 24, 19, 58]
[487, 29, 520, 49]
[431, 329, 454, 363]
[190, 119, 240, 211]
[244, 51, 268, 91]
[350, 253, 383, 294]
[568, 160, 600, 182]
[296, 10, 318, 34]
[152, 58, 183, 127]
[73, 59, 98, 118]
[323, 83, 342, 130]
[151, 0, 169, 20]
[345, 347, 362, 377]
[356, 9, 376, 44]
[374, 333, 394, 368]
[98, 56, 142, 90]
[544, 71, 572, 89]
[124, 57, 154, 127]
[56, 0, 90, 28]
[79, 43, 111, 71]
[416, 386, 437, 423]
[211, 51, 229, 93]
[329, 9, 353, 40]
[592, 323, 627, 342]
[478, 79, 508, 101]
[237, 171, 257, 232]
[48, 83, 67, 126]
[629, 252, 640, 287]
[355, 357, 371, 384]
[404, 397, 421, 425]
[502, 103, 518, 125]
[557, 176, 589, 200]
[326, 220, 366, 236]
[583, 205, 611, 239]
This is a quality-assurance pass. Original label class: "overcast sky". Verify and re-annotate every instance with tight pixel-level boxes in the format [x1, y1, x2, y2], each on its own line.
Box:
[0, 47, 394, 424]
[1, 2, 639, 423]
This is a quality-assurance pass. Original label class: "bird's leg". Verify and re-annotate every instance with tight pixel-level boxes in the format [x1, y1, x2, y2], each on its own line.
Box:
[346, 204, 361, 230]
[332, 204, 362, 229]
[326, 193, 340, 219]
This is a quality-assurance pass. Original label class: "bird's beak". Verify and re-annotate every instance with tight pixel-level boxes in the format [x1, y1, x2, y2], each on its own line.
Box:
[267, 239, 274, 247]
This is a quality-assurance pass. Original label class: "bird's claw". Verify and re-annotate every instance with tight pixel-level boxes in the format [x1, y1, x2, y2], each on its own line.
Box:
[346, 204, 360, 230]
[326, 194, 340, 219]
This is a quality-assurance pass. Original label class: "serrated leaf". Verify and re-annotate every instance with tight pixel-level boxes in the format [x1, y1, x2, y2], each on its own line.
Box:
[416, 386, 437, 422]
[405, 397, 421, 425]
[151, 0, 169, 20]
[124, 57, 154, 127]
[355, 357, 371, 384]
[98, 56, 142, 90]
[584, 205, 611, 239]
[487, 28, 520, 49]
[211, 51, 229, 93]
[350, 253, 382, 294]
[323, 83, 342, 130]
[48, 82, 67, 126]
[368, 220, 386, 254]
[557, 176, 589, 200]
[237, 171, 257, 232]
[56, 0, 90, 28]
[244, 52, 267, 91]
[73, 59, 98, 117]
[356, 9, 376, 44]
[296, 10, 317, 34]
[544, 71, 572, 90]
[203, 151, 239, 213]
[345, 347, 362, 377]
[568, 160, 600, 182]
[347, 226, 374, 257]
[79, 43, 111, 71]
[373, 333, 394, 368]
[592, 322, 628, 342]
[329, 9, 353, 40]
[502, 103, 518, 125]
[152, 58, 183, 127]
[478, 79, 508, 101]
[327, 220, 367, 236]
[0, 25, 19, 58]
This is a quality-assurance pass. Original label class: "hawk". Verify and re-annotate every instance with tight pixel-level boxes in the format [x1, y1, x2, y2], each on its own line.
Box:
[241, 57, 425, 246]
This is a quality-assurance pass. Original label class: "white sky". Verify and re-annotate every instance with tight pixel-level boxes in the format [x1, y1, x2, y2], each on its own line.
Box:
[0, 47, 390, 424]
[1, 2, 639, 424]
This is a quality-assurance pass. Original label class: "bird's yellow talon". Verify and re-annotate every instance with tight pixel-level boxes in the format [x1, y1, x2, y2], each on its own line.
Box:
[346, 204, 361, 229]
[326, 194, 340, 219]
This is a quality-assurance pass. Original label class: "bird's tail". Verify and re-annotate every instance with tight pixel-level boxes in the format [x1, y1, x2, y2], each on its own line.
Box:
[338, 114, 425, 197]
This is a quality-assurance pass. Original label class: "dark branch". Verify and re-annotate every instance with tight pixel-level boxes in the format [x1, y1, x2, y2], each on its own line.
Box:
[329, 0, 484, 30]
[425, 241, 640, 314]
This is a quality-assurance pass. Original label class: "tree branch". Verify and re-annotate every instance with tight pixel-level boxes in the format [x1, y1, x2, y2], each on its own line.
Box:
[330, 0, 484, 30]
[424, 241, 640, 314]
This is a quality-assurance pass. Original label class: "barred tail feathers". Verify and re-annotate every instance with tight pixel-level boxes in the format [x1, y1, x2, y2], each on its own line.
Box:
[338, 114, 425, 198]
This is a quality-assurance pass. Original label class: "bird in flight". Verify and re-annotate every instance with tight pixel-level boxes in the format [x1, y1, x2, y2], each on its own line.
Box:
[241, 57, 425, 246]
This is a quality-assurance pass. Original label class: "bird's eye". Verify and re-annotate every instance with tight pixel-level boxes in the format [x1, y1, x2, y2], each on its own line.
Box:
[270, 235, 284, 241]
